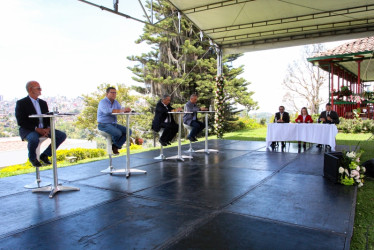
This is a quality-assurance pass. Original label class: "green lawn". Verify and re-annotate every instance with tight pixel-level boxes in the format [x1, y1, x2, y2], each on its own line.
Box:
[224, 127, 374, 249]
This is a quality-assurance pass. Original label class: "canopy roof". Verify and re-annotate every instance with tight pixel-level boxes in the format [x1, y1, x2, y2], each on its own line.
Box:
[168, 0, 374, 54]
[308, 37, 374, 82]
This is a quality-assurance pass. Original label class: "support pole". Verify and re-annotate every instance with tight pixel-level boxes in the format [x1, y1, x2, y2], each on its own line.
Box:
[214, 46, 224, 138]
[331, 63, 334, 106]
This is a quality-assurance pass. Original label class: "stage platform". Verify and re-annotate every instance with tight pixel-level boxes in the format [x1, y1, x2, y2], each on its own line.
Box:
[0, 140, 356, 249]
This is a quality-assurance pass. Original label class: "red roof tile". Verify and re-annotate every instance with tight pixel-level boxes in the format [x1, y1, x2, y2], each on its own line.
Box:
[314, 36, 374, 57]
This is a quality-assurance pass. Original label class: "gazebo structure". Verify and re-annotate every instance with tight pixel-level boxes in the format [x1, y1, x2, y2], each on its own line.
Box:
[308, 37, 374, 119]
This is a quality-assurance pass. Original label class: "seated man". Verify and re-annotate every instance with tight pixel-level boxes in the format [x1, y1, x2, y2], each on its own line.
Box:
[97, 87, 131, 155]
[152, 94, 182, 146]
[271, 105, 290, 147]
[15, 81, 67, 167]
[183, 94, 208, 141]
[317, 103, 339, 148]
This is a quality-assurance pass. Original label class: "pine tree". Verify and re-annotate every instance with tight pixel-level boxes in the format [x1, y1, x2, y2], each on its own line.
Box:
[127, 0, 258, 130]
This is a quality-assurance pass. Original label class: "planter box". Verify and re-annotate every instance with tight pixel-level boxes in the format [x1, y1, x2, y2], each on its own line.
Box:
[324, 152, 343, 183]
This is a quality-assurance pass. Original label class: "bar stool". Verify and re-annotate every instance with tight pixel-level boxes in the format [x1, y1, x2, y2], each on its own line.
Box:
[183, 124, 195, 153]
[99, 130, 115, 173]
[24, 137, 51, 189]
[154, 129, 166, 160]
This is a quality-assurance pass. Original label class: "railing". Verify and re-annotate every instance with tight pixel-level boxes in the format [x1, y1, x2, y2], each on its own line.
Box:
[333, 100, 374, 119]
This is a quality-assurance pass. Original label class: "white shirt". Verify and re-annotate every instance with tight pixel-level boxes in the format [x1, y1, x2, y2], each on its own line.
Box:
[29, 96, 43, 128]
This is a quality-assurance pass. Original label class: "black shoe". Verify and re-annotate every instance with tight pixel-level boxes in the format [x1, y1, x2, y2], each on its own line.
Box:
[316, 144, 322, 148]
[192, 137, 198, 142]
[159, 139, 168, 147]
[326, 145, 331, 149]
[31, 159, 42, 167]
[112, 144, 120, 155]
[40, 154, 52, 165]
[167, 141, 172, 145]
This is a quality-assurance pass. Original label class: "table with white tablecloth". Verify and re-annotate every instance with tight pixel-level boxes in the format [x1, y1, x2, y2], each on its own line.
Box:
[266, 123, 338, 150]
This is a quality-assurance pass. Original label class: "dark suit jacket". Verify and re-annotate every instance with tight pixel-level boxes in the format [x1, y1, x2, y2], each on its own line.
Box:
[318, 110, 339, 124]
[15, 96, 50, 140]
[151, 100, 176, 132]
[274, 112, 290, 123]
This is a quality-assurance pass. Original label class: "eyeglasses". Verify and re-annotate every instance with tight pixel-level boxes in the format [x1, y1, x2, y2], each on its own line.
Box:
[109, 92, 117, 94]
[33, 87, 42, 90]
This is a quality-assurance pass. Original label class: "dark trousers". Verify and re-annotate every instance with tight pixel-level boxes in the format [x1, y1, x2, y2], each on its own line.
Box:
[160, 122, 178, 143]
[25, 130, 67, 161]
[188, 120, 205, 138]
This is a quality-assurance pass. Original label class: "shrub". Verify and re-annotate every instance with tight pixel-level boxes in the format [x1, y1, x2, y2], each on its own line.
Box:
[337, 118, 374, 133]
[56, 148, 106, 161]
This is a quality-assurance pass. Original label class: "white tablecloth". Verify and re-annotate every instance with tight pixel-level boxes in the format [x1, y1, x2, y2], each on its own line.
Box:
[266, 123, 338, 150]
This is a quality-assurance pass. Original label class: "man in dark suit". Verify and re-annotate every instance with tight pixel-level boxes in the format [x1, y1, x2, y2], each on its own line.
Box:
[15, 81, 67, 167]
[271, 106, 290, 147]
[317, 103, 339, 148]
[152, 94, 182, 146]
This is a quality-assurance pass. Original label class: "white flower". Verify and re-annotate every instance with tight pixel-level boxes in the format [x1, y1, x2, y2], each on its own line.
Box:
[358, 183, 363, 188]
[338, 167, 345, 174]
[362, 167, 366, 172]
[344, 169, 349, 175]
[356, 158, 360, 163]
[350, 170, 359, 177]
[346, 152, 356, 158]
[356, 166, 360, 171]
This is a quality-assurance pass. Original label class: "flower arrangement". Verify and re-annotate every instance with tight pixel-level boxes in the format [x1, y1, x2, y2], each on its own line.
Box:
[214, 75, 225, 138]
[349, 94, 365, 104]
[338, 151, 365, 187]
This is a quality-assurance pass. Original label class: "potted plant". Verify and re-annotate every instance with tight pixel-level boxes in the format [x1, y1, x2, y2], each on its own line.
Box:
[340, 86, 352, 96]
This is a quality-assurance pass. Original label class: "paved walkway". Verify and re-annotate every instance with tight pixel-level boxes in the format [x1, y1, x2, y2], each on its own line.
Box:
[0, 140, 355, 249]
[0, 137, 96, 167]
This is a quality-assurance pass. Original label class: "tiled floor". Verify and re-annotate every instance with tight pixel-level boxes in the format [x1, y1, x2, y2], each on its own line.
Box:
[0, 140, 356, 249]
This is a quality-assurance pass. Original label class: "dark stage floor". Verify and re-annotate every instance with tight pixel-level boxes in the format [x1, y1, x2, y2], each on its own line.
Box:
[0, 140, 356, 249]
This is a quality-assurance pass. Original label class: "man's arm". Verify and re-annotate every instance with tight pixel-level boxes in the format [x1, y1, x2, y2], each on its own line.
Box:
[284, 112, 290, 123]
[15, 99, 36, 131]
[331, 112, 340, 124]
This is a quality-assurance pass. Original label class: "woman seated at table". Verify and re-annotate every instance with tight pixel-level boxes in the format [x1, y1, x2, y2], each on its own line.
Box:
[295, 107, 313, 148]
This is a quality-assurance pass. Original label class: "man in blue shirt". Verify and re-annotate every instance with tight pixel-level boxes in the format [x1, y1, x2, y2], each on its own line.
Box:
[97, 87, 131, 155]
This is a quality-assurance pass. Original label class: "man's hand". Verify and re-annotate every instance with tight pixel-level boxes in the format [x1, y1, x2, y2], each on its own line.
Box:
[320, 117, 326, 122]
[123, 107, 131, 113]
[200, 107, 208, 111]
[326, 116, 332, 121]
[36, 128, 50, 137]
[278, 119, 284, 123]
[176, 107, 183, 112]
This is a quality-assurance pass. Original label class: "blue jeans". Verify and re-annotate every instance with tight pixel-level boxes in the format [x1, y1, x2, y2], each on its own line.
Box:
[98, 123, 132, 148]
[25, 129, 67, 161]
[188, 120, 205, 138]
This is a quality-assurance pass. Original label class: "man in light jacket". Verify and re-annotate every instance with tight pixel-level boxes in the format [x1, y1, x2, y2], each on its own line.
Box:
[183, 94, 208, 142]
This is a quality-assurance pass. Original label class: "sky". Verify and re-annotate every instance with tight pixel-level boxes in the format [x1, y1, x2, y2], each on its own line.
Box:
[0, 0, 352, 113]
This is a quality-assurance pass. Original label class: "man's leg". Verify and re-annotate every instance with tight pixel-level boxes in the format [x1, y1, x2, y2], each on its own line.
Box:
[25, 131, 41, 162]
[163, 123, 178, 143]
[196, 120, 205, 135]
[188, 120, 204, 139]
[42, 129, 67, 157]
[113, 123, 131, 148]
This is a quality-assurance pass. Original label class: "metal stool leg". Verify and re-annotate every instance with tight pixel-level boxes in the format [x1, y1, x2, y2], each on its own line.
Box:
[24, 137, 51, 189]
[154, 129, 166, 160]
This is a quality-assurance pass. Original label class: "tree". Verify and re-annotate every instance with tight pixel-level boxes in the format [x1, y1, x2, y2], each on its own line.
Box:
[75, 84, 152, 141]
[127, 0, 258, 127]
[282, 44, 329, 114]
